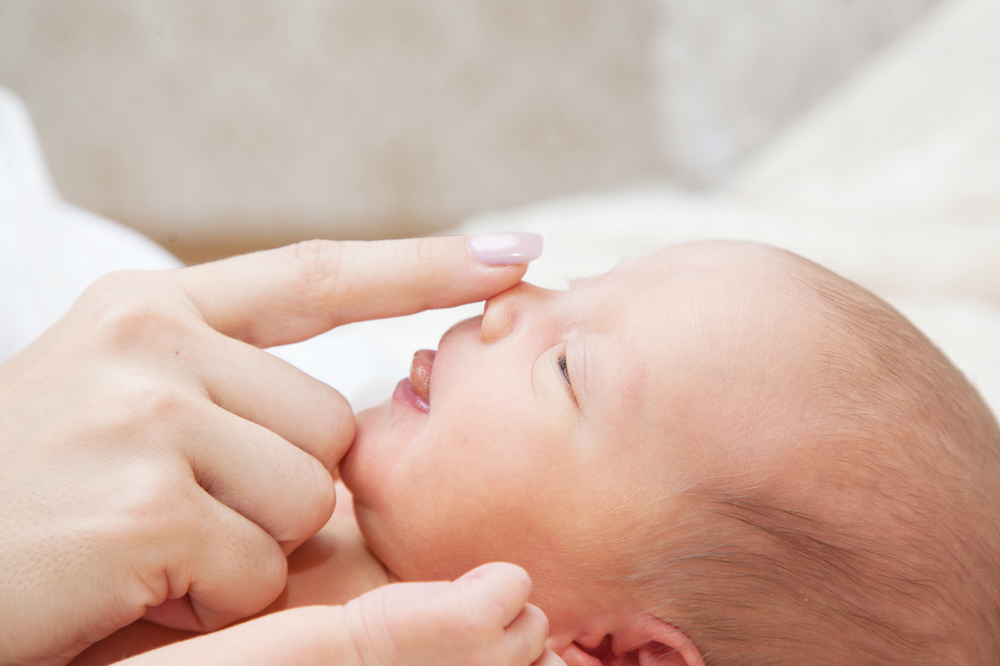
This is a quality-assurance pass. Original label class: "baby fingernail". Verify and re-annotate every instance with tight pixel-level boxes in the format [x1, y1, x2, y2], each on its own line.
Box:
[467, 233, 543, 265]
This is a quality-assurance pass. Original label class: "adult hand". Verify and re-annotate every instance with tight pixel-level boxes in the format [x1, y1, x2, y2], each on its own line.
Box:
[114, 563, 565, 666]
[0, 234, 540, 666]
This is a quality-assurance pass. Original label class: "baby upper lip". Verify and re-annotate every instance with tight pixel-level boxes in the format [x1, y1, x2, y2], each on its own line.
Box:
[410, 349, 435, 405]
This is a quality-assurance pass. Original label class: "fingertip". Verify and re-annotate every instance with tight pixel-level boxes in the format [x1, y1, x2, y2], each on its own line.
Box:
[454, 562, 534, 629]
[505, 603, 552, 665]
[466, 233, 543, 266]
[198, 519, 288, 623]
[314, 386, 356, 471]
[535, 648, 569, 666]
[302, 453, 339, 533]
[459, 562, 531, 595]
[453, 234, 531, 302]
[521, 602, 550, 634]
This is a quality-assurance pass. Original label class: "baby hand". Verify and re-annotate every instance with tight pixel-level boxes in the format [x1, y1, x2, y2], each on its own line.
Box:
[110, 563, 563, 666]
[344, 562, 564, 666]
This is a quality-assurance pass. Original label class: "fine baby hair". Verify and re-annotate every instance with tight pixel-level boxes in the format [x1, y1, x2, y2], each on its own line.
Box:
[625, 246, 1000, 665]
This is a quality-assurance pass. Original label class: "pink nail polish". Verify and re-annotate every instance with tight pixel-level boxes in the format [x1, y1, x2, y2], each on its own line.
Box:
[467, 233, 543, 265]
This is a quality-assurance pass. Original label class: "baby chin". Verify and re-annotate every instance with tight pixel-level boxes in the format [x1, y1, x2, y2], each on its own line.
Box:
[338, 406, 422, 581]
[340, 393, 424, 519]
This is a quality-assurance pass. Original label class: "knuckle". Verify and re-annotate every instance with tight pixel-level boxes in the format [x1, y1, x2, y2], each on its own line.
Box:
[85, 293, 195, 353]
[212, 516, 288, 602]
[255, 537, 290, 591]
[289, 239, 344, 308]
[280, 458, 337, 541]
[315, 391, 355, 470]
[119, 559, 172, 614]
[111, 376, 201, 434]
[412, 237, 442, 307]
[115, 459, 196, 538]
[311, 460, 338, 517]
[83, 270, 143, 299]
[285, 382, 353, 472]
[414, 237, 433, 265]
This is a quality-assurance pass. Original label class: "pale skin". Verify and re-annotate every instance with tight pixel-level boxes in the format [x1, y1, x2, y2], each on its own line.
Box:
[72, 240, 1000, 664]
[78, 242, 824, 665]
[0, 236, 562, 666]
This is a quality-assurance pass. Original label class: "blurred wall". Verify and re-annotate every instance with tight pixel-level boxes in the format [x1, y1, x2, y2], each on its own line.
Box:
[655, 0, 942, 184]
[0, 0, 939, 263]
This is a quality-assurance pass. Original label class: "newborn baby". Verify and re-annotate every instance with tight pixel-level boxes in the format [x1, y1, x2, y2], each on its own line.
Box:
[74, 241, 1000, 665]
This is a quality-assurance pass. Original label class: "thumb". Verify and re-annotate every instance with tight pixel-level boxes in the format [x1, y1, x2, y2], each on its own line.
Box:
[455, 562, 534, 628]
[176, 234, 542, 348]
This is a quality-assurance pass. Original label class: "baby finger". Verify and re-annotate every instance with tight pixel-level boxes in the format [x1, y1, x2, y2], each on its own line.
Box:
[532, 649, 569, 666]
[454, 562, 534, 629]
[501, 603, 551, 666]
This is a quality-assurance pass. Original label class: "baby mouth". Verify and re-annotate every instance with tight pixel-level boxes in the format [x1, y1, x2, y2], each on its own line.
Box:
[409, 349, 435, 407]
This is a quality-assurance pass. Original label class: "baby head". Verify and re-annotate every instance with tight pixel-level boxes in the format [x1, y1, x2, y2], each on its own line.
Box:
[339, 241, 1000, 665]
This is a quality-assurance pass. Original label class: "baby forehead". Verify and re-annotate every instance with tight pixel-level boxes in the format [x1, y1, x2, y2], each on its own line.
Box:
[584, 243, 793, 308]
[606, 245, 826, 322]
[613, 241, 793, 279]
[582, 243, 826, 373]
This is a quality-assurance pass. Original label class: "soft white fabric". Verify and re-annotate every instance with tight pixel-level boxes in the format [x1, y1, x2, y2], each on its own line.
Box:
[734, 0, 1000, 230]
[0, 87, 182, 365]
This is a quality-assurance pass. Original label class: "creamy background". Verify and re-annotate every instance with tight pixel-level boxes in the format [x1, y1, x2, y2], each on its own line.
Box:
[0, 0, 938, 262]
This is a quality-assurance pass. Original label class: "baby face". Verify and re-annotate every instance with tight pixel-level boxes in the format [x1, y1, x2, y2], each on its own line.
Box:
[340, 241, 813, 631]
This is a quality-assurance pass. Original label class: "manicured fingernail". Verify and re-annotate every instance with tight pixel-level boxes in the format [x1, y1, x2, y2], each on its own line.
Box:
[467, 233, 543, 265]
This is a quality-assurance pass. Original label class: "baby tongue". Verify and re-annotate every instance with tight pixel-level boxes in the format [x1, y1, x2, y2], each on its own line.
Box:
[410, 349, 435, 405]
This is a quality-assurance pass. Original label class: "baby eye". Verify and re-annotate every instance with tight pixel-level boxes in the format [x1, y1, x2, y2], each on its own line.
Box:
[558, 353, 572, 387]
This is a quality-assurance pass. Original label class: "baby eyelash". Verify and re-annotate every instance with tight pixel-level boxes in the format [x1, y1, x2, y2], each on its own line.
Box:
[558, 353, 571, 385]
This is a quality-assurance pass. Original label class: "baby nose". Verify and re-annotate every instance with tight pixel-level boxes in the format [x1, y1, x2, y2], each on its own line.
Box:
[480, 282, 553, 344]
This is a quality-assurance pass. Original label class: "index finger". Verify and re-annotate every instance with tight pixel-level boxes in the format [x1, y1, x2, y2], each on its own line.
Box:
[175, 234, 541, 348]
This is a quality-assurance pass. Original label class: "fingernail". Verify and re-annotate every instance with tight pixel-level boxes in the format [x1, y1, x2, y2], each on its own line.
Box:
[467, 233, 543, 266]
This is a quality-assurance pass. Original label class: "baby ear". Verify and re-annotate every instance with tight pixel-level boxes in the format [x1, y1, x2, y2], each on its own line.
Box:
[558, 616, 703, 666]
[633, 616, 703, 666]
[614, 615, 705, 666]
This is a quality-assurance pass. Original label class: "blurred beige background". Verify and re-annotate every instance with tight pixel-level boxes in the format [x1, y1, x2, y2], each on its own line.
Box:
[0, 0, 939, 263]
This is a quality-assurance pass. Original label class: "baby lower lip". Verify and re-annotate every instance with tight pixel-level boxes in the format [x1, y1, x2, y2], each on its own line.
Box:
[409, 349, 435, 405]
[393, 378, 429, 413]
